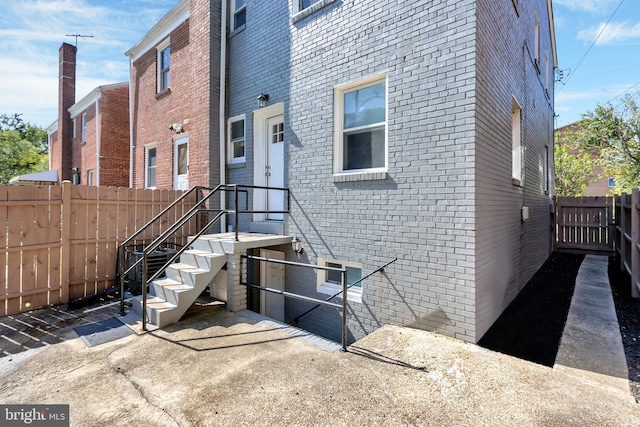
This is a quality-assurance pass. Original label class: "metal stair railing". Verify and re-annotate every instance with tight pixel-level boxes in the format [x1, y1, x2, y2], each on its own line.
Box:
[290, 258, 398, 325]
[117, 183, 290, 331]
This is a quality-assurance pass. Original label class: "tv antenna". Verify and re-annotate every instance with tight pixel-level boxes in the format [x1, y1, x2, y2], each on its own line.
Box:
[66, 34, 94, 47]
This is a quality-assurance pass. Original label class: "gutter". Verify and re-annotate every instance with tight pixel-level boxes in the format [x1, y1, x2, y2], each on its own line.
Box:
[128, 56, 134, 188]
[219, 0, 228, 232]
[95, 90, 102, 186]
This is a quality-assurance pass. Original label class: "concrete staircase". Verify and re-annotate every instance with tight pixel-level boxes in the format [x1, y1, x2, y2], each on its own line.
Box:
[130, 248, 226, 328]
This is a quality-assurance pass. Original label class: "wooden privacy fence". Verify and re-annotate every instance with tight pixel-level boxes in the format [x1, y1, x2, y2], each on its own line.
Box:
[554, 196, 615, 254]
[614, 189, 640, 298]
[0, 182, 197, 317]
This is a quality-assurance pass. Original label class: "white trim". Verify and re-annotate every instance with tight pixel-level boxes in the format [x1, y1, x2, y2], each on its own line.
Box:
[125, 0, 189, 63]
[333, 73, 388, 175]
[316, 257, 363, 303]
[68, 82, 127, 118]
[173, 135, 189, 190]
[231, 0, 247, 31]
[512, 97, 522, 183]
[157, 38, 171, 93]
[145, 144, 158, 189]
[252, 102, 285, 222]
[81, 113, 87, 143]
[228, 114, 246, 164]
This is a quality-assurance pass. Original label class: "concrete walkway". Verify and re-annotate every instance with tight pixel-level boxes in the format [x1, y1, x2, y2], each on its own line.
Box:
[555, 255, 631, 394]
[0, 256, 639, 426]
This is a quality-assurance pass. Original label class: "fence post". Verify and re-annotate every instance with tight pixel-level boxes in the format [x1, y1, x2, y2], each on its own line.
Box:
[632, 189, 639, 298]
[620, 193, 627, 273]
[60, 181, 71, 304]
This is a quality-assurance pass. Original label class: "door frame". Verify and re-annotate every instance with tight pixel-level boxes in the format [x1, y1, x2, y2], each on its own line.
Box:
[174, 135, 189, 190]
[253, 102, 285, 222]
[259, 249, 285, 322]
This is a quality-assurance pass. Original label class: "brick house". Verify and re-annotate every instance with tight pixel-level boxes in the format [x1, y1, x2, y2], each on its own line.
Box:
[47, 43, 130, 187]
[555, 122, 615, 196]
[127, 0, 557, 344]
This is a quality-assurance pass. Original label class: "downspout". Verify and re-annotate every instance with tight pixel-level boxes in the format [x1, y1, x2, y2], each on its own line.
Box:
[95, 90, 101, 186]
[219, 0, 228, 232]
[128, 56, 134, 188]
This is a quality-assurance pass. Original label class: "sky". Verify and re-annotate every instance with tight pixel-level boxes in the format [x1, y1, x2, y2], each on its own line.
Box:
[1, 0, 639, 129]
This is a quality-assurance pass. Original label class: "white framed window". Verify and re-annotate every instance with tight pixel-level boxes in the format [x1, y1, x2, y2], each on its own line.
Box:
[157, 38, 170, 92]
[145, 145, 157, 189]
[608, 177, 616, 188]
[292, 0, 335, 19]
[81, 113, 87, 143]
[231, 0, 246, 31]
[72, 118, 76, 139]
[334, 74, 387, 174]
[534, 15, 540, 72]
[317, 258, 363, 302]
[87, 169, 94, 186]
[228, 115, 246, 164]
[544, 145, 549, 194]
[545, 52, 550, 94]
[512, 98, 522, 185]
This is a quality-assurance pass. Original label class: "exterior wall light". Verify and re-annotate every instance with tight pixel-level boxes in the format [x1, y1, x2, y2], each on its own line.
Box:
[169, 122, 183, 133]
[291, 236, 304, 254]
[257, 93, 269, 108]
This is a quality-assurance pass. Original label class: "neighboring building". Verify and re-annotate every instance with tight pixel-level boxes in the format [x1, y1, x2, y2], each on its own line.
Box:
[47, 43, 130, 187]
[128, 0, 557, 344]
[125, 0, 221, 191]
[555, 122, 614, 196]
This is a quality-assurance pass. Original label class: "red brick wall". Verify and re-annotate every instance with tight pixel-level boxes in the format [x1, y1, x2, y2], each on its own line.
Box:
[99, 85, 130, 187]
[52, 43, 77, 182]
[131, 0, 221, 190]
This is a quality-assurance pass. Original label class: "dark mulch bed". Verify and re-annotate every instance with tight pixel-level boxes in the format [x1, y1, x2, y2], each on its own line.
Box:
[478, 252, 585, 367]
[608, 257, 640, 401]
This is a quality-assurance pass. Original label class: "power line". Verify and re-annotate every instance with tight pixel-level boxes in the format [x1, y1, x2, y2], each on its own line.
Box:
[561, 0, 625, 87]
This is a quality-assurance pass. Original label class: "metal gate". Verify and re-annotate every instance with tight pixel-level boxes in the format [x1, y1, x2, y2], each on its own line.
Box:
[554, 196, 615, 254]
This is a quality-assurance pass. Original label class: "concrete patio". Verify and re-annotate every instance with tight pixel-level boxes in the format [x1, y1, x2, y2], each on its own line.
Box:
[0, 256, 638, 426]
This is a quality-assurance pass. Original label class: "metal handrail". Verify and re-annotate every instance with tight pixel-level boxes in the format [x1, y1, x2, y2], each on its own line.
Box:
[118, 184, 224, 315]
[241, 254, 348, 351]
[118, 183, 291, 328]
[291, 258, 398, 324]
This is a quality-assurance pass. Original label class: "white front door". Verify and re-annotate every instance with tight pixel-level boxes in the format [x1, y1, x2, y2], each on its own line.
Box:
[266, 115, 285, 220]
[174, 136, 189, 190]
[253, 103, 285, 223]
[260, 249, 285, 322]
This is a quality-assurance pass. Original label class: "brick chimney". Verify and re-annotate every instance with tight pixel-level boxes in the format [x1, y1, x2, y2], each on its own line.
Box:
[56, 43, 76, 182]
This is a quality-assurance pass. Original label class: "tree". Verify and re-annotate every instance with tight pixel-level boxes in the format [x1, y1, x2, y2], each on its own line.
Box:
[0, 114, 48, 184]
[554, 135, 598, 197]
[569, 96, 640, 193]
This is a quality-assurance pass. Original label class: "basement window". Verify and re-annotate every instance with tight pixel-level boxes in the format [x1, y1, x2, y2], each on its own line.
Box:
[317, 258, 362, 303]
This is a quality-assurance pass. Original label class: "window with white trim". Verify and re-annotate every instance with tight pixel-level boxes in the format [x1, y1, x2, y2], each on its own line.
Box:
[157, 38, 170, 92]
[146, 146, 157, 189]
[334, 75, 387, 174]
[317, 258, 363, 302]
[544, 145, 549, 194]
[300, 0, 321, 9]
[72, 118, 76, 139]
[81, 113, 87, 143]
[87, 169, 94, 186]
[232, 0, 246, 31]
[512, 99, 522, 184]
[608, 177, 616, 188]
[228, 115, 245, 163]
[534, 15, 540, 72]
